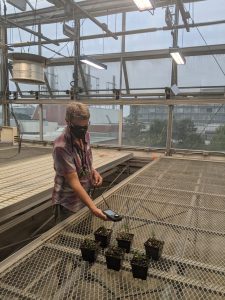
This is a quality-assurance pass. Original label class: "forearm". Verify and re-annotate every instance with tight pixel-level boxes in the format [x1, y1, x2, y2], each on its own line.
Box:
[75, 184, 95, 210]
[69, 178, 95, 210]
[65, 172, 107, 220]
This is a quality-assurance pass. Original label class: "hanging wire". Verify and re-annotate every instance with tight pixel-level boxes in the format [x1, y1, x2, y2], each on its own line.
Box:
[115, 13, 117, 33]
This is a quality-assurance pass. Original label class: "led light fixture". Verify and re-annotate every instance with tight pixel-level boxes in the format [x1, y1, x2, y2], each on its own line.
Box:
[133, 0, 155, 11]
[170, 48, 186, 65]
[80, 56, 107, 70]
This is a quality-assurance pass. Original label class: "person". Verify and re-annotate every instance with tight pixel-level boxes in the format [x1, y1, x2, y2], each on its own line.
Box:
[52, 102, 107, 222]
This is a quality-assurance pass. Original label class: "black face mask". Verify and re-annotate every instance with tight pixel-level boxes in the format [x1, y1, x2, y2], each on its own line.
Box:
[70, 125, 88, 139]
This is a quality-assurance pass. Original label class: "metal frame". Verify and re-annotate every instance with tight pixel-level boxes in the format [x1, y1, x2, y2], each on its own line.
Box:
[1, 157, 225, 299]
[5, 0, 203, 27]
[1, 0, 225, 155]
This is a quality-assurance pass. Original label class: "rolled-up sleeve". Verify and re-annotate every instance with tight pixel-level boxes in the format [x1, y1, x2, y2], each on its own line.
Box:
[53, 147, 76, 176]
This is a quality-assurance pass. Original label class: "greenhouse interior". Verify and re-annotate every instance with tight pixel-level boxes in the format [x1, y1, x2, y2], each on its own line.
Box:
[0, 0, 225, 299]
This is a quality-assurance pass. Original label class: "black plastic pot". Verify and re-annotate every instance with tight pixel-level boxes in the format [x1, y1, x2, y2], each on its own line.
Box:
[131, 254, 149, 280]
[144, 237, 164, 261]
[80, 239, 100, 263]
[116, 232, 134, 253]
[94, 226, 112, 248]
[105, 246, 125, 271]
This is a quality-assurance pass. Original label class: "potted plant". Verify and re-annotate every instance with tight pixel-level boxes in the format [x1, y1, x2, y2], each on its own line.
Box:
[116, 222, 134, 253]
[144, 231, 164, 261]
[131, 251, 149, 280]
[94, 226, 112, 248]
[105, 246, 125, 271]
[80, 238, 100, 263]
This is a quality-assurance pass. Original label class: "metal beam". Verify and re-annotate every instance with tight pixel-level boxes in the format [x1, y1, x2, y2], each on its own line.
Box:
[5, 0, 204, 27]
[0, 17, 59, 46]
[121, 12, 130, 94]
[25, 0, 34, 10]
[65, 0, 118, 40]
[177, 0, 190, 32]
[0, 23, 10, 126]
[9, 97, 225, 106]
[44, 73, 54, 98]
[9, 68, 23, 98]
[47, 44, 225, 66]
[123, 61, 130, 94]
[78, 62, 89, 96]
[10, 18, 225, 48]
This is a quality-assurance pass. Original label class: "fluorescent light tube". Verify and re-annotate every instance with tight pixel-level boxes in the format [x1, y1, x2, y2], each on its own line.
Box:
[133, 0, 155, 11]
[80, 56, 107, 70]
[170, 48, 186, 65]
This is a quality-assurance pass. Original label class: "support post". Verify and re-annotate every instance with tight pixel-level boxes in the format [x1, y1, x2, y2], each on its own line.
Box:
[38, 24, 44, 141]
[166, 5, 179, 156]
[118, 105, 123, 147]
[0, 15, 10, 126]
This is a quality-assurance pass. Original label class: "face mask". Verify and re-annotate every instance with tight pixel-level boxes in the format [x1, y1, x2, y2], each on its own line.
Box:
[70, 125, 88, 139]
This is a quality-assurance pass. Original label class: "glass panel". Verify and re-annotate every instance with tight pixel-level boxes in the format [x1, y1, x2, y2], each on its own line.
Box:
[10, 104, 40, 141]
[123, 105, 168, 148]
[82, 37, 122, 55]
[89, 105, 119, 145]
[33, 104, 63, 142]
[178, 24, 225, 47]
[81, 14, 122, 36]
[125, 31, 172, 51]
[178, 55, 225, 87]
[126, 9, 167, 30]
[41, 104, 119, 146]
[126, 59, 172, 89]
[2, 0, 53, 14]
[172, 105, 225, 152]
[87, 62, 120, 92]
[185, 0, 225, 23]
[47, 62, 121, 94]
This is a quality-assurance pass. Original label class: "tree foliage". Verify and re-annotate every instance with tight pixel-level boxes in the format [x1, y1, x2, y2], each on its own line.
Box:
[124, 111, 204, 149]
[173, 119, 204, 149]
[209, 125, 225, 151]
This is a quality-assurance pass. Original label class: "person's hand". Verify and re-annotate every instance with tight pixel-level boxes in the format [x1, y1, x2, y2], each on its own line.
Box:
[91, 207, 108, 221]
[92, 170, 103, 187]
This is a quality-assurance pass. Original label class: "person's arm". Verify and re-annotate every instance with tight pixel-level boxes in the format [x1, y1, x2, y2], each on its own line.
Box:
[88, 140, 103, 188]
[65, 171, 107, 220]
[92, 169, 103, 187]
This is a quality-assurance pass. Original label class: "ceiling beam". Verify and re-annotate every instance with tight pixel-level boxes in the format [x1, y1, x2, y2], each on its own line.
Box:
[64, 0, 118, 40]
[47, 44, 225, 66]
[177, 0, 190, 32]
[9, 18, 225, 49]
[25, 0, 34, 10]
[5, 0, 205, 27]
[44, 73, 54, 98]
[0, 17, 59, 46]
[9, 97, 225, 106]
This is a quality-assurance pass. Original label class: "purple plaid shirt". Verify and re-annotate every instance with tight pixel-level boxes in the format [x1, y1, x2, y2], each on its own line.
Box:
[52, 127, 93, 212]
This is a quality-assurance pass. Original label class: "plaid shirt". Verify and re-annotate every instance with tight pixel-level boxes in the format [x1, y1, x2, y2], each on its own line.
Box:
[52, 127, 93, 212]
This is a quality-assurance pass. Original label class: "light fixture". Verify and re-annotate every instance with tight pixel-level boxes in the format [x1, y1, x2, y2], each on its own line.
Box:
[80, 56, 107, 70]
[169, 48, 186, 65]
[133, 0, 155, 11]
